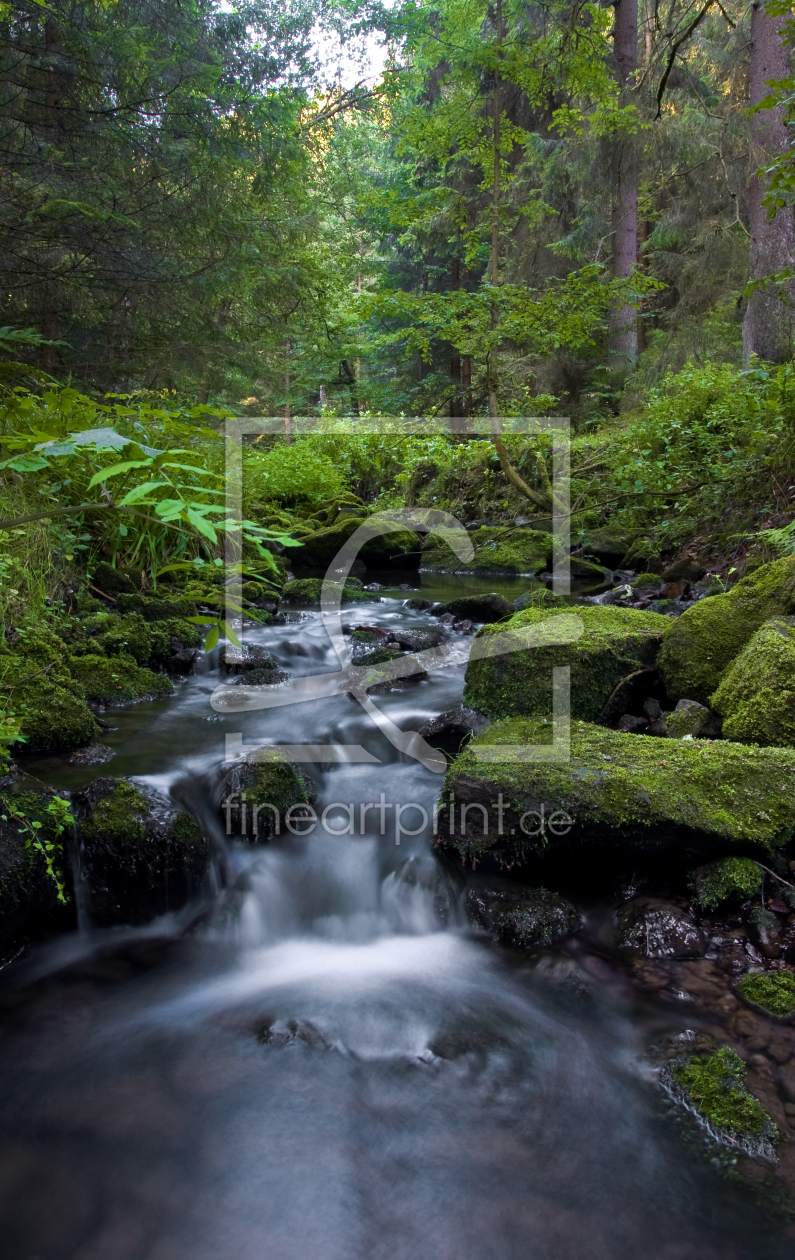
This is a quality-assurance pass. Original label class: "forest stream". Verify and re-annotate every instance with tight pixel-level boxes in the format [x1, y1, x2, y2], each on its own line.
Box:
[0, 573, 791, 1260]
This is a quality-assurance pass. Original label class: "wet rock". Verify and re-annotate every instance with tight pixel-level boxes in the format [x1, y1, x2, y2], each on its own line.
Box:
[454, 619, 475, 634]
[658, 555, 795, 704]
[438, 717, 795, 868]
[364, 582, 384, 591]
[615, 898, 705, 959]
[617, 714, 649, 734]
[569, 557, 611, 584]
[432, 593, 512, 623]
[362, 656, 428, 693]
[67, 743, 115, 766]
[77, 778, 210, 927]
[666, 698, 720, 739]
[466, 880, 580, 949]
[594, 583, 634, 606]
[398, 583, 414, 592]
[464, 604, 667, 722]
[405, 596, 433, 612]
[280, 640, 309, 657]
[220, 747, 314, 843]
[388, 626, 448, 652]
[229, 666, 289, 686]
[220, 644, 280, 674]
[575, 533, 628, 568]
[416, 706, 489, 759]
[745, 906, 786, 959]
[167, 644, 201, 675]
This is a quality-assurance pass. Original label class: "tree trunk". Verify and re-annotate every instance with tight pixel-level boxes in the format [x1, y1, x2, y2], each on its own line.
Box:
[449, 258, 464, 429]
[743, 0, 795, 365]
[608, 0, 639, 371]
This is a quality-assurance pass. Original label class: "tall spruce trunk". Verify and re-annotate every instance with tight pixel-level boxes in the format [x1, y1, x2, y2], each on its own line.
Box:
[608, 0, 639, 370]
[743, 0, 795, 364]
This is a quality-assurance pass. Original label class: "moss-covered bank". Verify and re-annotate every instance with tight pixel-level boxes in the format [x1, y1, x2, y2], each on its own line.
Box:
[422, 525, 552, 575]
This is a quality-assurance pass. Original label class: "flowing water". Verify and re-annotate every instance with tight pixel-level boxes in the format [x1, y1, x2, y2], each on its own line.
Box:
[0, 574, 790, 1260]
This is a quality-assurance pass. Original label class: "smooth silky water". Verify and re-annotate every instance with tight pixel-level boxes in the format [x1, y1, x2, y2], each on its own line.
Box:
[0, 574, 789, 1259]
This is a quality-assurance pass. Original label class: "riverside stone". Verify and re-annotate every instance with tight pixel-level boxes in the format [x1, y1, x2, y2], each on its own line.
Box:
[466, 880, 580, 949]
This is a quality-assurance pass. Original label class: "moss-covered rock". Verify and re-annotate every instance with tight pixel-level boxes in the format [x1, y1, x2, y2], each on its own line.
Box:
[281, 578, 379, 606]
[738, 968, 795, 1018]
[116, 592, 196, 621]
[666, 699, 719, 739]
[465, 880, 580, 948]
[220, 748, 314, 842]
[1, 626, 100, 753]
[422, 525, 552, 575]
[148, 617, 202, 662]
[291, 516, 420, 569]
[92, 562, 138, 595]
[658, 556, 795, 704]
[569, 556, 610, 582]
[632, 572, 663, 589]
[464, 604, 668, 722]
[437, 717, 795, 866]
[78, 778, 210, 926]
[0, 787, 69, 948]
[68, 652, 173, 705]
[666, 1048, 776, 1151]
[709, 616, 795, 746]
[691, 856, 763, 909]
[97, 611, 154, 662]
[513, 588, 568, 612]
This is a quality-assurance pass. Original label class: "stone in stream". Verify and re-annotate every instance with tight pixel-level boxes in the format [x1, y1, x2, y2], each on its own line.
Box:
[710, 616, 795, 747]
[436, 717, 795, 869]
[289, 517, 421, 569]
[387, 625, 448, 652]
[614, 898, 705, 959]
[280, 578, 380, 606]
[466, 879, 580, 949]
[416, 705, 490, 759]
[405, 596, 433, 612]
[220, 748, 315, 843]
[512, 588, 567, 613]
[463, 604, 668, 723]
[431, 592, 512, 623]
[76, 778, 211, 928]
[658, 555, 795, 704]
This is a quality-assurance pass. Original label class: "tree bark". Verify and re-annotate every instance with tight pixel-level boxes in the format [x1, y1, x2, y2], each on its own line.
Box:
[743, 0, 795, 365]
[608, 0, 639, 371]
[449, 258, 464, 429]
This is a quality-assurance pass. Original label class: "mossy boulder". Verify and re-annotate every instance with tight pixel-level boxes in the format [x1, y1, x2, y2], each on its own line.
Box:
[220, 748, 314, 842]
[1, 626, 100, 753]
[568, 556, 610, 583]
[78, 778, 210, 927]
[91, 562, 139, 595]
[709, 617, 795, 746]
[0, 787, 70, 948]
[632, 572, 663, 590]
[292, 516, 420, 569]
[437, 717, 795, 867]
[658, 556, 795, 704]
[665, 1048, 776, 1155]
[464, 604, 668, 722]
[148, 617, 202, 662]
[68, 653, 173, 705]
[97, 612, 153, 662]
[281, 578, 379, 606]
[738, 968, 795, 1018]
[422, 526, 552, 575]
[513, 588, 568, 612]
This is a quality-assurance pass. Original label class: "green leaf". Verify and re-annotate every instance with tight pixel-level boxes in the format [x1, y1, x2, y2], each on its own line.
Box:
[204, 625, 219, 651]
[87, 458, 152, 488]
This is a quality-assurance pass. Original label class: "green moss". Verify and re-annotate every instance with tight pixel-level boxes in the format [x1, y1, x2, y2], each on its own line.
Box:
[422, 526, 552, 575]
[672, 1048, 774, 1137]
[658, 556, 795, 704]
[92, 562, 137, 595]
[290, 516, 363, 567]
[464, 604, 668, 721]
[569, 556, 609, 581]
[116, 592, 196, 621]
[710, 617, 795, 746]
[148, 617, 202, 660]
[97, 612, 154, 662]
[1, 626, 100, 752]
[81, 780, 148, 846]
[281, 578, 379, 606]
[438, 717, 795, 864]
[738, 969, 795, 1018]
[691, 857, 763, 909]
[68, 652, 173, 705]
[0, 790, 66, 934]
[632, 572, 662, 588]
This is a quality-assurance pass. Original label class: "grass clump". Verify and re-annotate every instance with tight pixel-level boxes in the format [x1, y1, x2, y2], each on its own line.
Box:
[738, 969, 795, 1018]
